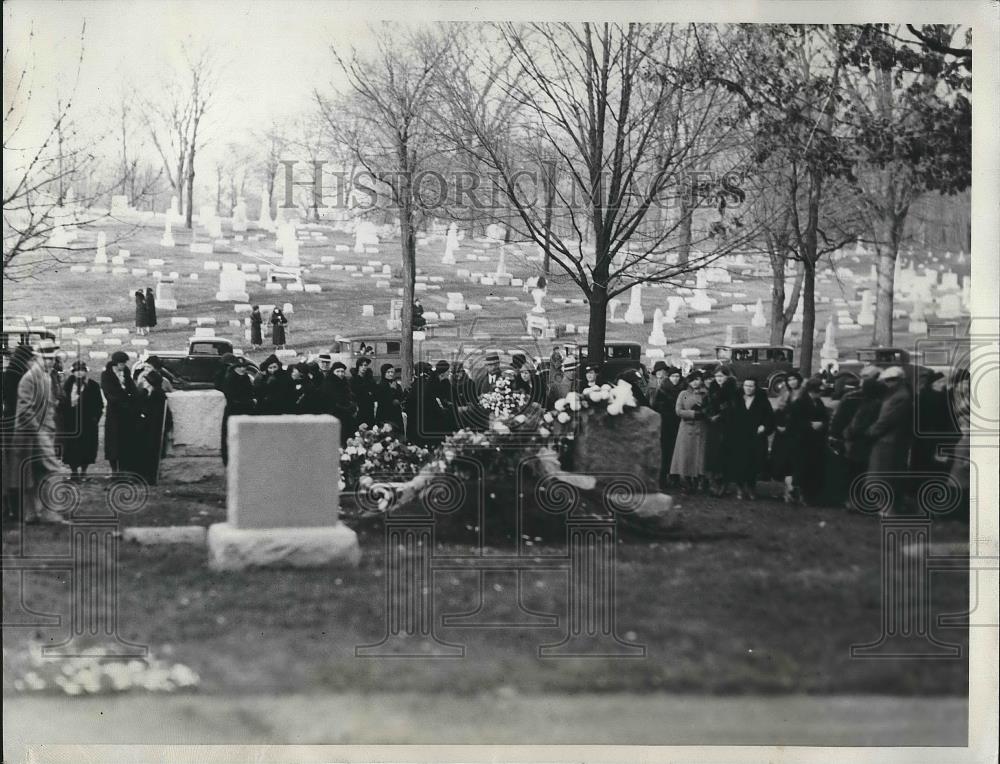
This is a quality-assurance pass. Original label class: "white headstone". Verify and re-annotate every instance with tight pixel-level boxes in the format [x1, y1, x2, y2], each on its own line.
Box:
[624, 285, 644, 324]
[442, 223, 459, 265]
[155, 280, 178, 311]
[531, 288, 546, 314]
[750, 299, 767, 329]
[160, 217, 175, 247]
[647, 308, 667, 346]
[216, 270, 250, 302]
[232, 198, 248, 233]
[820, 317, 839, 362]
[857, 290, 875, 327]
[94, 232, 108, 264]
[608, 298, 623, 323]
[258, 185, 274, 231]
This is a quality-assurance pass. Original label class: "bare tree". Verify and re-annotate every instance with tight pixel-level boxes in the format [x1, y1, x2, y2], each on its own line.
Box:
[318, 24, 454, 383]
[439, 23, 755, 362]
[143, 46, 217, 228]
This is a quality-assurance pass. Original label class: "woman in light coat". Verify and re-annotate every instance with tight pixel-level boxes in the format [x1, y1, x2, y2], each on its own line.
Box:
[670, 372, 708, 492]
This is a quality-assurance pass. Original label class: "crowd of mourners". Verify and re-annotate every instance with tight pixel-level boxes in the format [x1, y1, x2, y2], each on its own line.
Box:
[2, 335, 972, 524]
[2, 343, 173, 524]
[647, 360, 971, 517]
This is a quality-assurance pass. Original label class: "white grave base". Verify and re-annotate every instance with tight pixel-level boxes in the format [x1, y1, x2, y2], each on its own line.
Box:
[206, 523, 360, 571]
[157, 299, 178, 311]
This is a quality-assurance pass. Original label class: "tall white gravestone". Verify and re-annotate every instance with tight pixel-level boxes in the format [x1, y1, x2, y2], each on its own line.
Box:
[648, 308, 667, 346]
[624, 285, 645, 324]
[94, 232, 108, 264]
[442, 223, 460, 265]
[160, 217, 175, 247]
[232, 198, 248, 233]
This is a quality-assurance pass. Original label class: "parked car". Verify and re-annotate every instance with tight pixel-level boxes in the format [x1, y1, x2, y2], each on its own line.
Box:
[141, 337, 259, 390]
[834, 346, 935, 390]
[1, 326, 58, 359]
[576, 341, 648, 385]
[691, 343, 797, 394]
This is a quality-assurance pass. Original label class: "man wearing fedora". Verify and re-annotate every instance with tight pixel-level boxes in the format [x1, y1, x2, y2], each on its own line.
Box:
[864, 365, 914, 514]
[12, 339, 68, 524]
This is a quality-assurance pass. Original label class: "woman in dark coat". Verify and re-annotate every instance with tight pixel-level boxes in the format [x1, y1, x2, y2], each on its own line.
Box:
[786, 377, 830, 505]
[843, 376, 885, 511]
[269, 307, 288, 348]
[145, 287, 158, 330]
[704, 367, 738, 496]
[289, 362, 325, 414]
[219, 357, 256, 465]
[725, 378, 775, 500]
[100, 351, 138, 473]
[374, 363, 405, 434]
[650, 363, 683, 490]
[249, 305, 264, 349]
[253, 354, 290, 415]
[2, 345, 36, 517]
[58, 360, 104, 480]
[134, 290, 149, 336]
[770, 371, 803, 497]
[134, 370, 172, 485]
[350, 357, 378, 427]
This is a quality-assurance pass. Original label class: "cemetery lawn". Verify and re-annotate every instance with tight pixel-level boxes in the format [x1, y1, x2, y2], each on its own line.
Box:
[2, 465, 969, 698]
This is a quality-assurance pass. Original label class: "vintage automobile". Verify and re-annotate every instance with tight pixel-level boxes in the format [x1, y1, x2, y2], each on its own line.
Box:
[575, 341, 648, 385]
[833, 346, 936, 391]
[140, 337, 259, 390]
[691, 344, 798, 394]
[1, 326, 58, 359]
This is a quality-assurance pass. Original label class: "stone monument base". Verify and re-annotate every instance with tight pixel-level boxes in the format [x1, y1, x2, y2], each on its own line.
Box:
[156, 299, 178, 311]
[215, 291, 250, 302]
[207, 522, 361, 570]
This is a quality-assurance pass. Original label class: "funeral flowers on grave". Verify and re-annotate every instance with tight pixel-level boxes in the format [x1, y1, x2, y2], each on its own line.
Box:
[478, 376, 528, 423]
[339, 423, 430, 491]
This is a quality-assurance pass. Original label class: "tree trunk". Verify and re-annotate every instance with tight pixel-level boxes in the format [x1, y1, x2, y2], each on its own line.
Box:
[872, 211, 906, 347]
[398, 166, 416, 385]
[798, 260, 817, 376]
[768, 253, 787, 346]
[676, 187, 693, 266]
[586, 284, 608, 365]
[185, 149, 195, 229]
[542, 160, 556, 275]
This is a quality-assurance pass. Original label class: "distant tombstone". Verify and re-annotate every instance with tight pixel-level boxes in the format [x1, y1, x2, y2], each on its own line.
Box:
[206, 415, 360, 570]
[857, 290, 875, 326]
[160, 217, 175, 247]
[486, 223, 504, 242]
[689, 289, 713, 313]
[280, 225, 300, 267]
[648, 308, 667, 346]
[725, 324, 749, 345]
[110, 195, 130, 215]
[155, 280, 178, 311]
[232, 198, 249, 233]
[940, 271, 959, 291]
[258, 185, 274, 231]
[442, 223, 460, 265]
[820, 317, 839, 362]
[750, 299, 767, 329]
[908, 300, 928, 335]
[386, 299, 403, 330]
[854, 239, 866, 255]
[937, 293, 962, 319]
[94, 232, 108, 264]
[446, 292, 466, 311]
[696, 269, 710, 289]
[624, 285, 645, 324]
[531, 288, 546, 314]
[169, 195, 180, 220]
[354, 221, 379, 254]
[216, 269, 250, 302]
[608, 298, 623, 323]
[207, 214, 223, 240]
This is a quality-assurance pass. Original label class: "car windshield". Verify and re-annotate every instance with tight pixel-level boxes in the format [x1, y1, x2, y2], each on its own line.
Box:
[607, 346, 636, 360]
[190, 342, 224, 355]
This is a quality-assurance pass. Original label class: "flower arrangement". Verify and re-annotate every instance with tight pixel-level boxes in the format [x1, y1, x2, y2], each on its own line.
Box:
[339, 423, 430, 492]
[539, 381, 638, 440]
[478, 376, 528, 424]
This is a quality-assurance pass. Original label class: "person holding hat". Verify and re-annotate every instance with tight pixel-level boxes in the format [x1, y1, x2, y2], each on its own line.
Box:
[651, 363, 684, 489]
[269, 306, 289, 349]
[101, 350, 139, 474]
[374, 362, 405, 433]
[57, 360, 103, 482]
[10, 340, 67, 523]
[134, 369, 172, 485]
[863, 366, 913, 514]
[785, 377, 830, 506]
[670, 371, 709, 492]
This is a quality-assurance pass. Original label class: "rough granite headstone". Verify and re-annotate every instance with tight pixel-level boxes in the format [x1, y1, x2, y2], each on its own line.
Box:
[573, 407, 660, 492]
